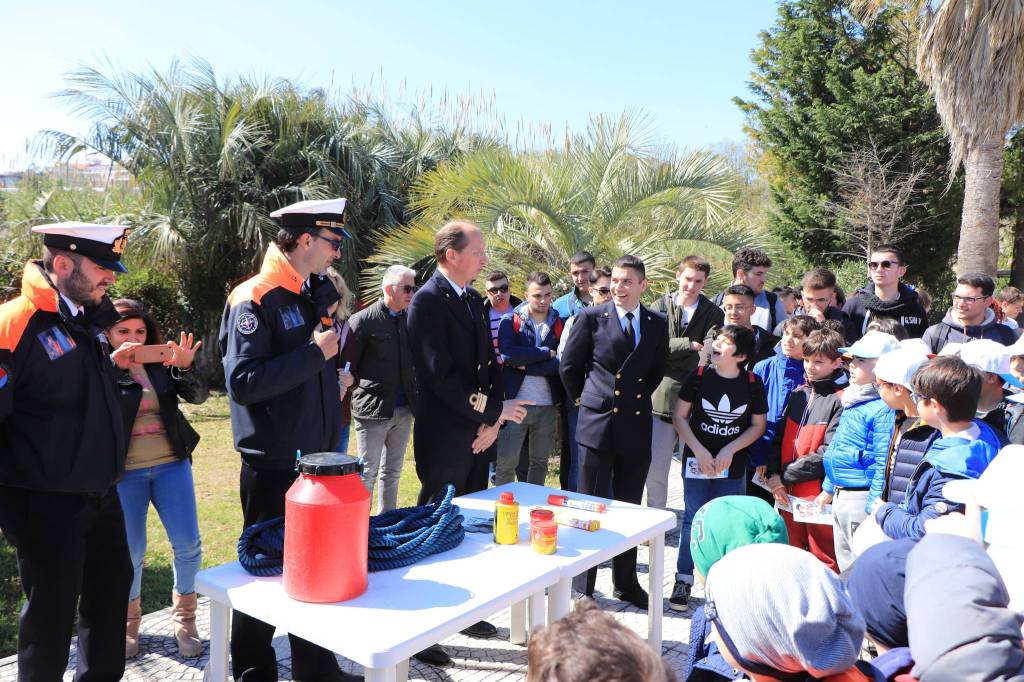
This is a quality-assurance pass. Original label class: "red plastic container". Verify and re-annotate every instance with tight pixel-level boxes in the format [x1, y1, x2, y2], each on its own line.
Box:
[284, 453, 370, 602]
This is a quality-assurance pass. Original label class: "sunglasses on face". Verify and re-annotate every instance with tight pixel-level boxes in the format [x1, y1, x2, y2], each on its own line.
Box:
[868, 260, 898, 270]
[397, 285, 417, 294]
[593, 287, 612, 295]
[315, 233, 345, 252]
[486, 284, 509, 294]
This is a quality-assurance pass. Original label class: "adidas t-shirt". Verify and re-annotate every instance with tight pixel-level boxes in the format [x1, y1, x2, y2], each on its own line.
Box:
[678, 367, 768, 478]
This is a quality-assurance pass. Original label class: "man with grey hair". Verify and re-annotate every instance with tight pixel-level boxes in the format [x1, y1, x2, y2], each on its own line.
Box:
[348, 264, 418, 512]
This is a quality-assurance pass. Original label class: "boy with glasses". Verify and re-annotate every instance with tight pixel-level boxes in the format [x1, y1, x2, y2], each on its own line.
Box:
[842, 244, 929, 342]
[648, 256, 724, 509]
[701, 285, 779, 370]
[482, 271, 521, 366]
[922, 272, 1018, 353]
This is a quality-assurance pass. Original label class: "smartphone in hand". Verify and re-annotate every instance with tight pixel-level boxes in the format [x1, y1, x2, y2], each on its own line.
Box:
[132, 344, 172, 364]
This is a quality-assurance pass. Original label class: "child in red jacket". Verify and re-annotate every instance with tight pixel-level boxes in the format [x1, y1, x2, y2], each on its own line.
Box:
[766, 329, 848, 572]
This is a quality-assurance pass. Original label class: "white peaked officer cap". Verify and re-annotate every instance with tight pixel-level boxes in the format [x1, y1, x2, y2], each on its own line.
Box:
[31, 222, 131, 273]
[270, 198, 351, 239]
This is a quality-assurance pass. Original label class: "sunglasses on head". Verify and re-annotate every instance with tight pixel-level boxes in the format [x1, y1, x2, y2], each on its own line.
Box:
[868, 260, 899, 270]
[486, 284, 509, 294]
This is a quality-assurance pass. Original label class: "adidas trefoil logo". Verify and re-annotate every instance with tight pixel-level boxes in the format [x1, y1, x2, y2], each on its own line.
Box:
[700, 395, 747, 437]
[701, 395, 747, 424]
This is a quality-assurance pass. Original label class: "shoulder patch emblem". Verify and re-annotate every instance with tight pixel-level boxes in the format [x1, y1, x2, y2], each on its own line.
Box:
[236, 313, 259, 335]
[0, 365, 9, 390]
[36, 325, 77, 360]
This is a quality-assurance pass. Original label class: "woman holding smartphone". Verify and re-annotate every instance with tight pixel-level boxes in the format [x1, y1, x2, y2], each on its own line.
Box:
[106, 299, 207, 659]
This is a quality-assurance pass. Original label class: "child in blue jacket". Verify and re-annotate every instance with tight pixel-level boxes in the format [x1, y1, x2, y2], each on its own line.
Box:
[813, 331, 899, 571]
[874, 356, 1000, 539]
[751, 315, 820, 489]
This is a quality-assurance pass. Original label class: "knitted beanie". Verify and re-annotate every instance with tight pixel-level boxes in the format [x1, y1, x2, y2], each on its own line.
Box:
[690, 495, 788, 580]
[706, 543, 865, 677]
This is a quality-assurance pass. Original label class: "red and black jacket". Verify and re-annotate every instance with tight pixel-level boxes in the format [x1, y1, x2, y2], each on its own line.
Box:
[767, 370, 847, 500]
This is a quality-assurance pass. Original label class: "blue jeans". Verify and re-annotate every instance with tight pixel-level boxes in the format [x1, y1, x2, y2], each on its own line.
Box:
[566, 405, 580, 491]
[116, 458, 202, 600]
[336, 422, 351, 454]
[676, 473, 745, 583]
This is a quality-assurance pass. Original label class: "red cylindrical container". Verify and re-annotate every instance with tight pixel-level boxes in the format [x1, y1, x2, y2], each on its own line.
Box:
[284, 453, 370, 602]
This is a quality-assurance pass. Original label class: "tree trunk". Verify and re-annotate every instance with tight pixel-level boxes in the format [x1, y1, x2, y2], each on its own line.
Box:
[957, 139, 1005, 276]
[1012, 207, 1024, 289]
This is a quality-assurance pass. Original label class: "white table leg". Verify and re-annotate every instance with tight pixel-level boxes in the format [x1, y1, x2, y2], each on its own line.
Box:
[647, 531, 664, 652]
[527, 590, 545, 637]
[365, 665, 398, 682]
[510, 599, 528, 644]
[205, 599, 231, 682]
[547, 577, 571, 625]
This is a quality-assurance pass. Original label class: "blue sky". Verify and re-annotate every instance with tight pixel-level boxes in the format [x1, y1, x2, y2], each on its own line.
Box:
[0, 1, 781, 171]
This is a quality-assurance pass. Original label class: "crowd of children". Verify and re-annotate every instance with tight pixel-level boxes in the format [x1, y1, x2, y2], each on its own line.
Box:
[525, 245, 1023, 682]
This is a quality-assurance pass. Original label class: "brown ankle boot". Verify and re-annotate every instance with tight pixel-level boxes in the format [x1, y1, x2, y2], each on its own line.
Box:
[125, 597, 142, 658]
[171, 591, 203, 658]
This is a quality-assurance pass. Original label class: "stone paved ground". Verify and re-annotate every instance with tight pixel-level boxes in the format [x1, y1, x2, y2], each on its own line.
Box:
[0, 458, 696, 681]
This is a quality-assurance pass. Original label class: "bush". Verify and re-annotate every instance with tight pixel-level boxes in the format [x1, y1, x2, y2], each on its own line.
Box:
[108, 266, 184, 338]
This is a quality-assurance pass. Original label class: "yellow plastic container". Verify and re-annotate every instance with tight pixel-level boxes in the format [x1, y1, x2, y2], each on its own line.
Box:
[494, 492, 520, 545]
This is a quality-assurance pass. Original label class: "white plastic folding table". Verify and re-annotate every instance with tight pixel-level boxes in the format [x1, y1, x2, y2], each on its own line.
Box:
[197, 482, 676, 681]
[196, 534, 560, 681]
[456, 482, 678, 651]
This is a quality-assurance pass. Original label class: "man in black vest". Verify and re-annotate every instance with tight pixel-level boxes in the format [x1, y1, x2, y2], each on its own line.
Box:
[406, 220, 529, 664]
[560, 254, 668, 608]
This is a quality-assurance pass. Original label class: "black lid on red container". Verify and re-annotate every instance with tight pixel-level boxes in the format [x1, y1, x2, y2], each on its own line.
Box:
[297, 452, 363, 476]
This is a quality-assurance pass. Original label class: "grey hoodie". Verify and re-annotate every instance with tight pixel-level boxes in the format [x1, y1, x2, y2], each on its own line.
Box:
[921, 308, 1018, 354]
[905, 533, 1024, 681]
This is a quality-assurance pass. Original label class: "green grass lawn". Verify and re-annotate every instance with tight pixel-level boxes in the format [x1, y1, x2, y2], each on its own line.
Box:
[0, 393, 562, 657]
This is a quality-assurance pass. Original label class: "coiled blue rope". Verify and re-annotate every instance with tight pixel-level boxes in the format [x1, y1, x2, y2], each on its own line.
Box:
[368, 484, 465, 571]
[236, 484, 465, 576]
[237, 516, 287, 577]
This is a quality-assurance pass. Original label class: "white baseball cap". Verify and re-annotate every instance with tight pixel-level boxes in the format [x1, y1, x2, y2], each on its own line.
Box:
[954, 339, 1023, 388]
[874, 347, 931, 389]
[1005, 332, 1024, 357]
[944, 445, 1023, 548]
[838, 330, 900, 359]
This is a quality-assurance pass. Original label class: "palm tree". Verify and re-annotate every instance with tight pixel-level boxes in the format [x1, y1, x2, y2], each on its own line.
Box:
[855, 0, 1024, 275]
[365, 113, 762, 299]
[36, 59, 489, 340]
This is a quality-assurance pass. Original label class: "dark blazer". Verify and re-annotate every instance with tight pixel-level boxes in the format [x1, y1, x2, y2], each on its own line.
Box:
[559, 301, 668, 455]
[117, 364, 208, 461]
[348, 299, 417, 419]
[407, 272, 503, 464]
[650, 292, 724, 419]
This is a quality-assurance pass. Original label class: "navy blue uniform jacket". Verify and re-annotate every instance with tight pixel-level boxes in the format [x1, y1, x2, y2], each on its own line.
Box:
[219, 244, 342, 469]
[0, 261, 126, 493]
[407, 272, 503, 465]
[559, 301, 668, 455]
